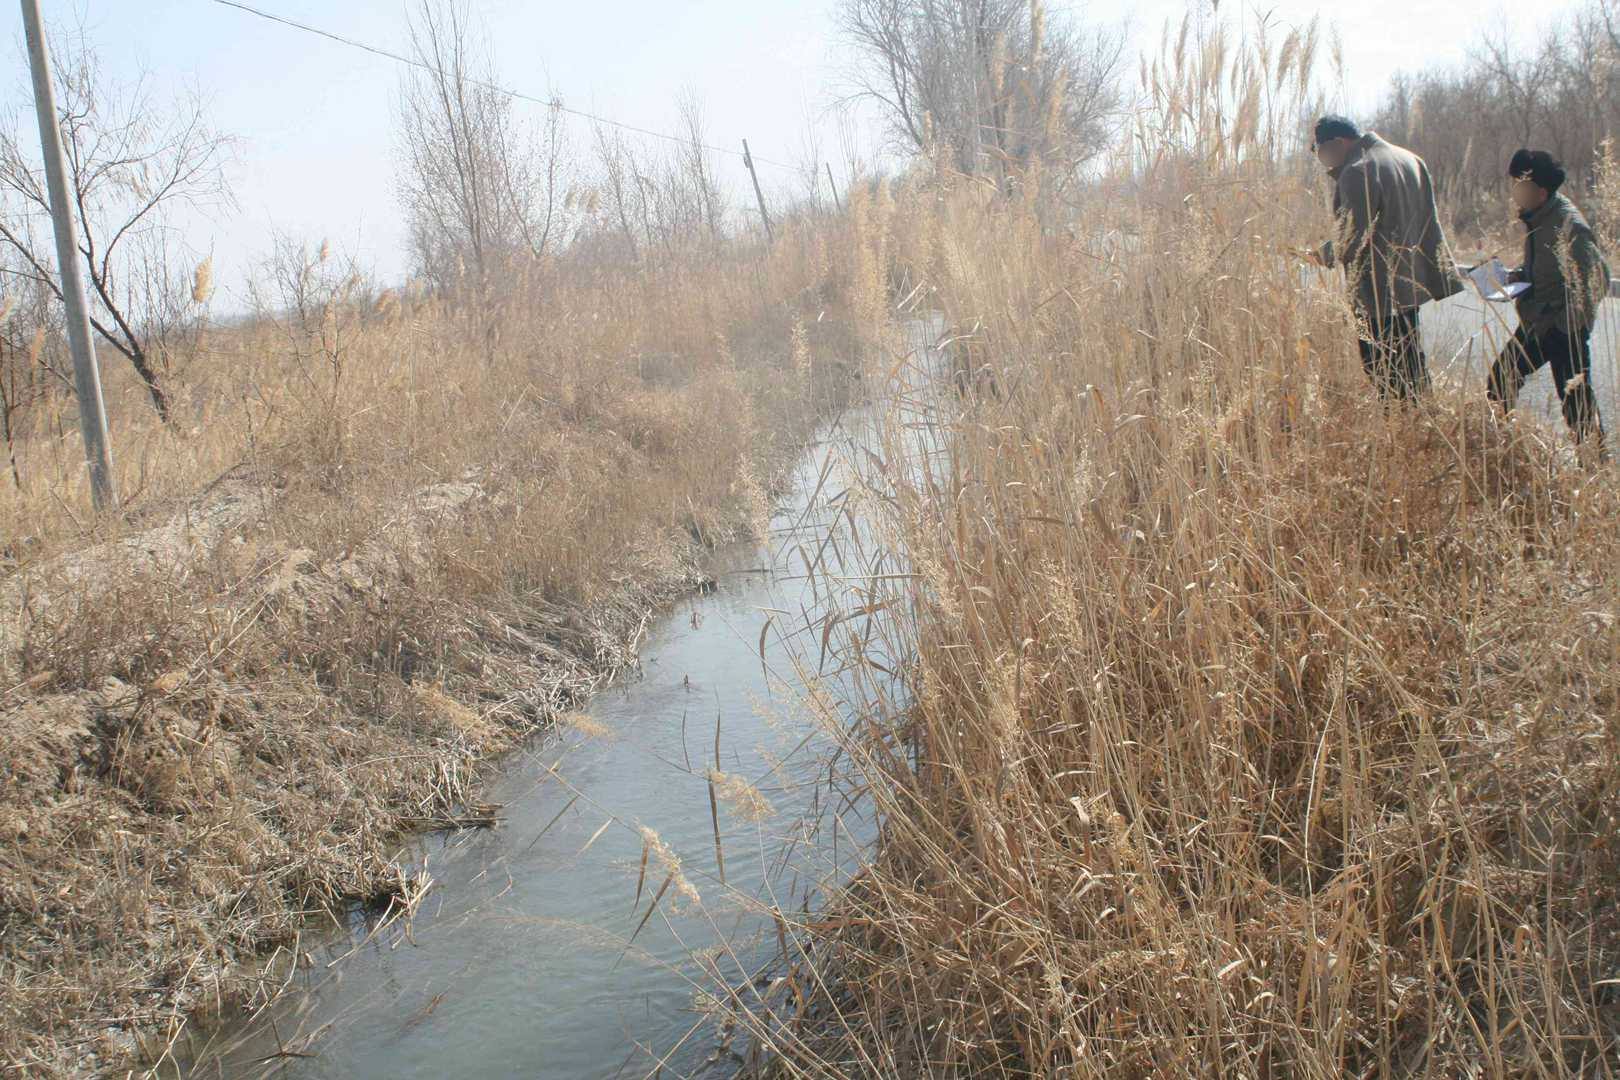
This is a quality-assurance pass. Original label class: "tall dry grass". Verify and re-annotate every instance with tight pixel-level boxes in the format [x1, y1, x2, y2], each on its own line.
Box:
[736, 20, 1620, 1080]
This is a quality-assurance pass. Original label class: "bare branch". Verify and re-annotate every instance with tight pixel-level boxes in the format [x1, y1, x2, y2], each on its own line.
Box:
[0, 27, 229, 420]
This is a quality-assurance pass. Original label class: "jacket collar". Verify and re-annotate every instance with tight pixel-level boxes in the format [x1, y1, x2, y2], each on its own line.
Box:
[1521, 191, 1568, 229]
[1329, 132, 1383, 179]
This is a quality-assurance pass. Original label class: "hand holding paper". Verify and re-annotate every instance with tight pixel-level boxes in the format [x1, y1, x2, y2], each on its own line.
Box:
[1466, 258, 1530, 303]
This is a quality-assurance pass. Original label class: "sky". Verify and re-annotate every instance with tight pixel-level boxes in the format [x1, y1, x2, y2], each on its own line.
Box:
[0, 0, 1559, 308]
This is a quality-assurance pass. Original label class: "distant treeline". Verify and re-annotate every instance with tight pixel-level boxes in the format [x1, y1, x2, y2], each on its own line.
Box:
[1372, 0, 1620, 235]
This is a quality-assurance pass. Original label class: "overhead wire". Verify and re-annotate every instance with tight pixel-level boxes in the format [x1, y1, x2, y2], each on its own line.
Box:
[208, 0, 802, 172]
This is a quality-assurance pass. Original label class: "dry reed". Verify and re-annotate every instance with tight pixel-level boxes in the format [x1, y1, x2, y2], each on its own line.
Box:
[736, 21, 1620, 1080]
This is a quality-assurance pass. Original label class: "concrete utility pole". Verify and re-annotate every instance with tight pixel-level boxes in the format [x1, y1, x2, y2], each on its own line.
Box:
[742, 139, 773, 244]
[20, 0, 115, 510]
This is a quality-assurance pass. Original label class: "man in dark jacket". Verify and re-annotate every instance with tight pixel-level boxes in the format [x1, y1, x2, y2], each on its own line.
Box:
[1487, 149, 1608, 451]
[1312, 116, 1465, 399]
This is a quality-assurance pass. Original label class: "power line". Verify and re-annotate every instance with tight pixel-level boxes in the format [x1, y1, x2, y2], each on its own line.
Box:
[208, 0, 801, 172]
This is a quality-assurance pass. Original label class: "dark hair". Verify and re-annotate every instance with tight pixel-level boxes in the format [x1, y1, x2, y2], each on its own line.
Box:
[1509, 149, 1566, 193]
[1313, 115, 1361, 146]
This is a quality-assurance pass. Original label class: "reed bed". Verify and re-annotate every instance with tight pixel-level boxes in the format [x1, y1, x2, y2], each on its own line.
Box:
[736, 25, 1620, 1079]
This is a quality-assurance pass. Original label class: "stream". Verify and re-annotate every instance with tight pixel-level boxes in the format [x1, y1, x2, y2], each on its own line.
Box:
[168, 316, 944, 1079]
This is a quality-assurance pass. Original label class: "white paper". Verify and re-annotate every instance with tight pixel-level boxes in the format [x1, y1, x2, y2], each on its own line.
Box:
[1467, 258, 1530, 303]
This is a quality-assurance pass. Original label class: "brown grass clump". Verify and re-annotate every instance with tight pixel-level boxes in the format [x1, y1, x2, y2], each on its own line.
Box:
[0, 201, 886, 1075]
[733, 29, 1620, 1075]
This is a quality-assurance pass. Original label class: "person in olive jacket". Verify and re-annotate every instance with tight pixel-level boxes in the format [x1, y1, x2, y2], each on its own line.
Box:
[1487, 149, 1608, 451]
[1311, 115, 1465, 400]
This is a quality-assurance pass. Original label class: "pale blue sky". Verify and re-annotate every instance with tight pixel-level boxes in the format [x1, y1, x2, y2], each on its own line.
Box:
[0, 0, 1554, 305]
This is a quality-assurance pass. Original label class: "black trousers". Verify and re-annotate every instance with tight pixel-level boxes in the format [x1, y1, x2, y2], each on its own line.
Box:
[1358, 308, 1429, 400]
[1487, 324, 1605, 445]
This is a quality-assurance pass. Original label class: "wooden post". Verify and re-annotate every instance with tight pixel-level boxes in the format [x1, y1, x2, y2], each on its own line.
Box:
[742, 139, 773, 243]
[20, 0, 114, 510]
[826, 163, 843, 213]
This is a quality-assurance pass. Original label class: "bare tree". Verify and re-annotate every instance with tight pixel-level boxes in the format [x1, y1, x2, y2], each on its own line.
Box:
[834, 104, 871, 192]
[528, 97, 572, 259]
[675, 88, 726, 242]
[395, 0, 572, 300]
[792, 103, 830, 210]
[836, 0, 1125, 191]
[583, 107, 732, 266]
[0, 287, 55, 489]
[1593, 0, 1620, 89]
[0, 29, 230, 421]
[592, 123, 643, 262]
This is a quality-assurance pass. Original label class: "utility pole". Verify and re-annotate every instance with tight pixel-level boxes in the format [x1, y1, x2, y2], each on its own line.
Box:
[826, 163, 843, 213]
[741, 139, 773, 244]
[20, 0, 115, 511]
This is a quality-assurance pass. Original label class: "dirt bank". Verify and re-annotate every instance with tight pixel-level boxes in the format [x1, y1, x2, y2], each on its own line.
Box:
[0, 461, 749, 1076]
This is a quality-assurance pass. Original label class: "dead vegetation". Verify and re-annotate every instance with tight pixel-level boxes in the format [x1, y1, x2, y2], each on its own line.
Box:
[724, 17, 1620, 1079]
[10, 2, 1620, 1075]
